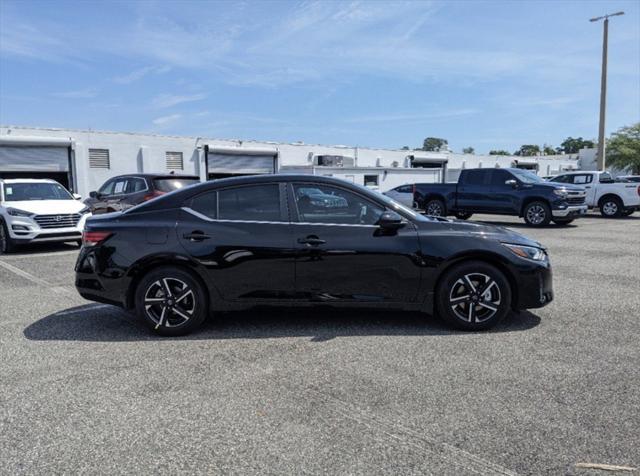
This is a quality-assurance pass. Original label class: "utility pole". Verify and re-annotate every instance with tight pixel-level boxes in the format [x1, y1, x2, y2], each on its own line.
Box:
[590, 11, 624, 170]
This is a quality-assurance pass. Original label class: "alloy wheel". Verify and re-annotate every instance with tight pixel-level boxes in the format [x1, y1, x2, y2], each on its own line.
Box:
[449, 273, 502, 323]
[602, 201, 618, 216]
[526, 205, 546, 225]
[144, 277, 195, 329]
[426, 202, 444, 216]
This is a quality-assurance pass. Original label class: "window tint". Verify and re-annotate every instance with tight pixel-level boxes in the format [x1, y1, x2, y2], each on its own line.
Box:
[489, 169, 511, 186]
[293, 183, 384, 225]
[99, 180, 115, 196]
[191, 191, 218, 219]
[599, 173, 613, 183]
[396, 185, 412, 193]
[462, 169, 486, 185]
[218, 185, 281, 221]
[126, 178, 147, 193]
[551, 175, 571, 183]
[113, 179, 128, 195]
[153, 178, 199, 192]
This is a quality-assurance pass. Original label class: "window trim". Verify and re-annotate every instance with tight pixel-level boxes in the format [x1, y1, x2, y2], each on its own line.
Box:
[288, 181, 386, 227]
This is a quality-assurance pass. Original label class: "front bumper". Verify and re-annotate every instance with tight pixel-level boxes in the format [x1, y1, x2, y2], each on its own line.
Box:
[7, 214, 88, 243]
[551, 204, 588, 218]
[514, 259, 553, 310]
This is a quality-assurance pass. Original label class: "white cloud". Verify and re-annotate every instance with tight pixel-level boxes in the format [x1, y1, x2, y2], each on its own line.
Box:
[151, 93, 206, 108]
[152, 113, 182, 125]
[113, 65, 171, 84]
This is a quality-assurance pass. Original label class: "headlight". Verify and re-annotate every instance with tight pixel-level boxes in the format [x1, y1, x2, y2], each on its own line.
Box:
[7, 208, 34, 217]
[502, 243, 547, 261]
[553, 189, 568, 198]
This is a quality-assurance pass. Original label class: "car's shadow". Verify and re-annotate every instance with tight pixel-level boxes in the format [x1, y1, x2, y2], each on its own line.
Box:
[469, 219, 579, 229]
[23, 303, 541, 342]
[5, 241, 80, 256]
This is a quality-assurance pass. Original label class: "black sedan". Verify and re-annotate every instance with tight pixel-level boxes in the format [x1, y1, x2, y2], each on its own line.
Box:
[75, 175, 553, 336]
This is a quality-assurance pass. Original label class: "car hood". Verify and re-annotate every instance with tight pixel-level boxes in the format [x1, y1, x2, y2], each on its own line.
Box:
[535, 182, 585, 192]
[4, 200, 86, 215]
[417, 218, 543, 248]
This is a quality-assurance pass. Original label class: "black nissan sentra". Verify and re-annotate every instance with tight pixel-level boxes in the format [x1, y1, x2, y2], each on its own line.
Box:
[75, 175, 553, 336]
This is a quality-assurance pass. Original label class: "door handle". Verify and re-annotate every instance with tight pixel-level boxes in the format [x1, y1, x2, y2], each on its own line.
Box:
[183, 231, 212, 242]
[297, 236, 326, 246]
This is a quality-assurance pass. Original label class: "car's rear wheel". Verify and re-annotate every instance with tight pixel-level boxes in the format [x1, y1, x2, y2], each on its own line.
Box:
[599, 197, 622, 218]
[523, 201, 551, 227]
[455, 212, 473, 220]
[436, 261, 512, 331]
[552, 218, 574, 226]
[0, 221, 16, 255]
[424, 199, 446, 217]
[135, 266, 208, 336]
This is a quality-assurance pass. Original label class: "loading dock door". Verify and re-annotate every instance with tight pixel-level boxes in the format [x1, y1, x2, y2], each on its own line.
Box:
[207, 149, 276, 179]
[0, 145, 72, 189]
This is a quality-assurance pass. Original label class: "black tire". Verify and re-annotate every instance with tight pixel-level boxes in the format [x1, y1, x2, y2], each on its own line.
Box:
[622, 209, 635, 217]
[455, 212, 473, 220]
[135, 266, 208, 336]
[599, 196, 623, 218]
[436, 261, 512, 331]
[0, 220, 16, 255]
[523, 201, 551, 227]
[424, 199, 446, 217]
[552, 218, 574, 226]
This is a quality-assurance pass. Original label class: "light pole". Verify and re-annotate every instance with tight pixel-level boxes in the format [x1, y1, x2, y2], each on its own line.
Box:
[590, 11, 624, 170]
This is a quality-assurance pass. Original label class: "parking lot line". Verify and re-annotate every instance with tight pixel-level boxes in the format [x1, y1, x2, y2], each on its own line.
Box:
[0, 259, 74, 295]
[0, 250, 79, 260]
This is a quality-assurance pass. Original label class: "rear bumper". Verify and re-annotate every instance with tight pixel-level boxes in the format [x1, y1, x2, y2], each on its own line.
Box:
[551, 205, 587, 218]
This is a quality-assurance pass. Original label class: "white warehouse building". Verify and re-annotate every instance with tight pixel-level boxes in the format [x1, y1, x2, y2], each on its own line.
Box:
[0, 125, 590, 198]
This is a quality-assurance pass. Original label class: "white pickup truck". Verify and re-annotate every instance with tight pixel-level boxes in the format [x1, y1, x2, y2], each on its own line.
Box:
[549, 171, 640, 217]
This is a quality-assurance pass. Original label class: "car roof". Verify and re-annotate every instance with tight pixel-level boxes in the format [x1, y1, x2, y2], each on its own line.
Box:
[0, 178, 61, 184]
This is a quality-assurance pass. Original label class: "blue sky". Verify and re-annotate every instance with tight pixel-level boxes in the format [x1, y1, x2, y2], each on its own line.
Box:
[1, 0, 638, 153]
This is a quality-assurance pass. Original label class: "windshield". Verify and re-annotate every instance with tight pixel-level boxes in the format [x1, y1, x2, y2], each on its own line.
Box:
[510, 169, 544, 184]
[3, 182, 73, 201]
[153, 178, 199, 192]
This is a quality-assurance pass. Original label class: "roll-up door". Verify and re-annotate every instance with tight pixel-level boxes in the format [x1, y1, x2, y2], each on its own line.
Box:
[207, 151, 276, 175]
[0, 146, 69, 172]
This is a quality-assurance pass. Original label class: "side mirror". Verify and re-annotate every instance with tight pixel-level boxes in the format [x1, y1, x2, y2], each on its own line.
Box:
[89, 191, 98, 199]
[505, 179, 518, 188]
[73, 193, 82, 200]
[377, 211, 405, 230]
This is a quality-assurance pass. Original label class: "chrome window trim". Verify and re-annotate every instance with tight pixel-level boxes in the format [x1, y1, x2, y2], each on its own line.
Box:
[181, 207, 377, 228]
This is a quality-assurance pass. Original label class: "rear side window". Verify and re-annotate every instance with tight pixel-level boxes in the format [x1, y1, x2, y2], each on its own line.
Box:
[462, 169, 487, 185]
[489, 170, 511, 186]
[395, 185, 412, 193]
[599, 173, 613, 183]
[218, 185, 281, 222]
[572, 174, 593, 184]
[126, 178, 147, 193]
[190, 191, 218, 219]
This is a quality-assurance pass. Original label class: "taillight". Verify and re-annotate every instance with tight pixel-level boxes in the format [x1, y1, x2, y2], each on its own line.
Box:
[637, 186, 640, 197]
[142, 190, 165, 201]
[82, 231, 112, 247]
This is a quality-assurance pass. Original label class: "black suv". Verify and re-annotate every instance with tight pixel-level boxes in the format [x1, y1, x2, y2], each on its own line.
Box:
[76, 174, 553, 336]
[85, 174, 199, 214]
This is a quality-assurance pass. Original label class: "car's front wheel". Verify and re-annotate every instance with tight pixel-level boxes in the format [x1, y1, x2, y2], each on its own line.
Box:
[599, 197, 622, 218]
[0, 221, 16, 255]
[523, 201, 551, 227]
[135, 266, 208, 336]
[436, 261, 512, 330]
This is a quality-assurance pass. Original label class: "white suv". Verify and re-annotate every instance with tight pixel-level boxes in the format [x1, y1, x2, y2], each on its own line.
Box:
[0, 179, 91, 253]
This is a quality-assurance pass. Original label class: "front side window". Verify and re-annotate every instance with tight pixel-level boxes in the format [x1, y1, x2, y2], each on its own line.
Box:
[99, 180, 116, 196]
[551, 175, 571, 184]
[218, 184, 281, 222]
[395, 185, 412, 193]
[599, 173, 613, 183]
[293, 183, 384, 225]
[510, 169, 544, 184]
[2, 182, 72, 201]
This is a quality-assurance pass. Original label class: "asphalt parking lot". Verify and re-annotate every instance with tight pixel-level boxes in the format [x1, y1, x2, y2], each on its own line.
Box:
[1, 212, 639, 475]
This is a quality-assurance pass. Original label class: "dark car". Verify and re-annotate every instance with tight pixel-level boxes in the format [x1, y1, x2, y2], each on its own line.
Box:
[75, 175, 553, 336]
[412, 168, 588, 226]
[85, 174, 200, 214]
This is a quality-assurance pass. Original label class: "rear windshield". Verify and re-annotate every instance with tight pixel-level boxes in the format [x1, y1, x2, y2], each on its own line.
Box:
[153, 178, 199, 192]
[3, 182, 72, 201]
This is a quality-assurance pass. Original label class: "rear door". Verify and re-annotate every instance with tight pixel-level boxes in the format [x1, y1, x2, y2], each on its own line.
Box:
[177, 183, 296, 302]
[456, 170, 493, 212]
[289, 181, 421, 304]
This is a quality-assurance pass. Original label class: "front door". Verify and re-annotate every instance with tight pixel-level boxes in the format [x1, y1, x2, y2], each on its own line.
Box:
[488, 169, 520, 213]
[289, 182, 421, 304]
[177, 183, 295, 301]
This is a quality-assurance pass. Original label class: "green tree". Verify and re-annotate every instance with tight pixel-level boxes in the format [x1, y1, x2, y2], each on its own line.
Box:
[422, 137, 448, 151]
[606, 123, 640, 174]
[543, 145, 556, 155]
[489, 150, 511, 156]
[462, 147, 475, 154]
[514, 144, 541, 156]
[559, 137, 595, 154]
